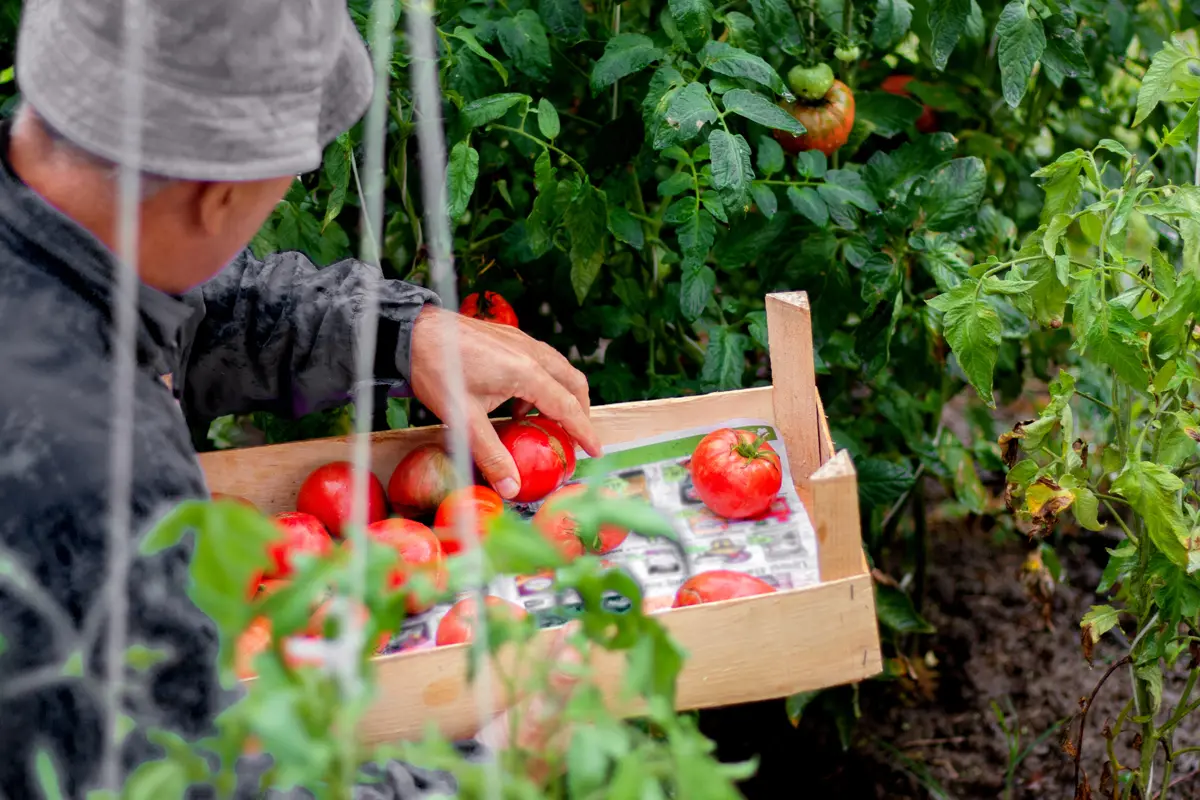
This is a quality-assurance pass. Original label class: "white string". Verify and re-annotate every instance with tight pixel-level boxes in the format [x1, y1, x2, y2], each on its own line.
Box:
[101, 0, 146, 789]
[405, 1, 502, 794]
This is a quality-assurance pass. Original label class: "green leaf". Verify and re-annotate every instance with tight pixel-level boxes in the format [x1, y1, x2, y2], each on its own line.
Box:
[1113, 462, 1189, 569]
[995, 0, 1046, 107]
[446, 140, 480, 221]
[786, 690, 822, 726]
[385, 397, 409, 430]
[680, 264, 718, 320]
[708, 130, 754, 213]
[723, 11, 761, 53]
[750, 183, 778, 219]
[658, 82, 720, 147]
[669, 0, 714, 52]
[876, 584, 936, 634]
[537, 97, 561, 139]
[659, 172, 694, 197]
[1073, 487, 1103, 531]
[722, 89, 804, 134]
[538, 0, 586, 42]
[497, 10, 553, 81]
[591, 34, 666, 91]
[700, 327, 749, 390]
[1041, 16, 1093, 91]
[928, 282, 1002, 406]
[483, 514, 567, 578]
[700, 42, 790, 97]
[607, 206, 645, 249]
[756, 135, 785, 176]
[921, 157, 985, 231]
[35, 749, 66, 800]
[1134, 36, 1199, 127]
[1033, 150, 1084, 223]
[929, 0, 971, 71]
[856, 458, 915, 508]
[873, 0, 914, 48]
[126, 644, 171, 672]
[450, 26, 509, 85]
[1136, 664, 1164, 714]
[566, 184, 608, 303]
[461, 93, 529, 128]
[746, 310, 769, 349]
[320, 134, 351, 232]
[748, 0, 803, 56]
[678, 204, 717, 272]
[854, 92, 923, 137]
[795, 150, 828, 179]
[1081, 604, 1120, 642]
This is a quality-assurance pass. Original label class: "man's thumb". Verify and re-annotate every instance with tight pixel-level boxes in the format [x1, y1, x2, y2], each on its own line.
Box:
[469, 416, 521, 500]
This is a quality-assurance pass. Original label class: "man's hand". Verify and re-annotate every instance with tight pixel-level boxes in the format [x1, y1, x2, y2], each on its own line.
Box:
[409, 306, 603, 500]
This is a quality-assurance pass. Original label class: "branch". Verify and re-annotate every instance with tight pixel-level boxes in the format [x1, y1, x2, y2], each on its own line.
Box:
[1075, 655, 1133, 794]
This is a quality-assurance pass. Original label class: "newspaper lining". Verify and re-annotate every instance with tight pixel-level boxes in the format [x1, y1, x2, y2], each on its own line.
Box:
[380, 419, 821, 654]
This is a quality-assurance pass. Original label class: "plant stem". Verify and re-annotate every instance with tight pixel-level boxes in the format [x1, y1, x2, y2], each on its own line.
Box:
[1077, 389, 1117, 414]
[489, 124, 589, 176]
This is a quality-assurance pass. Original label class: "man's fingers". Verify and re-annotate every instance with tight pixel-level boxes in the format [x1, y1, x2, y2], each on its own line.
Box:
[528, 340, 592, 417]
[466, 408, 521, 500]
[511, 400, 534, 420]
[517, 364, 603, 458]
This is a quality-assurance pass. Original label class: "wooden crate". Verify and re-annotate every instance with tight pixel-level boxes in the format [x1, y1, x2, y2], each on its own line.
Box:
[199, 291, 883, 743]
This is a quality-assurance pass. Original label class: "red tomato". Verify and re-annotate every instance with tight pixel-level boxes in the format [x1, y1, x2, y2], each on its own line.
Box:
[436, 596, 527, 646]
[387, 444, 456, 515]
[496, 420, 570, 503]
[263, 512, 333, 581]
[433, 486, 505, 555]
[212, 492, 258, 510]
[296, 461, 388, 537]
[689, 428, 783, 519]
[523, 417, 577, 483]
[774, 80, 855, 157]
[460, 291, 519, 328]
[533, 483, 629, 560]
[880, 74, 938, 133]
[366, 518, 447, 613]
[672, 570, 777, 608]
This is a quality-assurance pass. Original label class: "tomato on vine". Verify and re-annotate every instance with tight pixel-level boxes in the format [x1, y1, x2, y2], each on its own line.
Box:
[833, 44, 861, 63]
[460, 291, 519, 328]
[774, 76, 856, 157]
[786, 63, 834, 102]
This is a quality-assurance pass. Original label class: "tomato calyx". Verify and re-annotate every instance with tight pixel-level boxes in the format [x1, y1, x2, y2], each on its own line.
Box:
[732, 432, 772, 461]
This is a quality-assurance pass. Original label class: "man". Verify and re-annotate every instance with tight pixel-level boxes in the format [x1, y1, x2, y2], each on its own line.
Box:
[0, 0, 599, 796]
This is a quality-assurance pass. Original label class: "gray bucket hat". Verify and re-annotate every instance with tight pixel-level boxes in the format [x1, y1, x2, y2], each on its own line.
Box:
[15, 0, 374, 181]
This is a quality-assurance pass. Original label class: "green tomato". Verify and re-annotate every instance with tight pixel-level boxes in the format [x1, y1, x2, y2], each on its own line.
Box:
[786, 63, 835, 102]
[833, 44, 861, 63]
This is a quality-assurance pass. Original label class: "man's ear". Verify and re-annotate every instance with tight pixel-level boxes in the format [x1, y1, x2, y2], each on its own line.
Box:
[194, 181, 238, 237]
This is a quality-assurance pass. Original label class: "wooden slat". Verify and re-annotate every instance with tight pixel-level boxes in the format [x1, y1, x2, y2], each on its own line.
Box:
[765, 293, 820, 497]
[810, 450, 866, 582]
[200, 387, 776, 514]
[815, 390, 835, 466]
[358, 572, 881, 743]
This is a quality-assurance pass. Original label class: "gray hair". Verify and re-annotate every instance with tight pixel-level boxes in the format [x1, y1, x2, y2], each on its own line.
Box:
[16, 102, 175, 199]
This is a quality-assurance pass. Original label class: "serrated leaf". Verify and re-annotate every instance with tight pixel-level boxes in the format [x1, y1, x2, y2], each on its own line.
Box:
[1081, 605, 1120, 642]
[723, 11, 761, 53]
[756, 136, 785, 175]
[537, 97, 561, 139]
[592, 34, 667, 92]
[700, 41, 790, 97]
[921, 157, 985, 231]
[447, 140, 480, 221]
[928, 282, 1002, 406]
[1113, 462, 1189, 569]
[497, 10, 553, 81]
[700, 326, 749, 389]
[854, 92, 923, 137]
[321, 134, 351, 232]
[746, 310, 769, 348]
[876, 584, 935, 634]
[748, 0, 803, 56]
[722, 89, 804, 134]
[677, 206, 717, 273]
[680, 264, 717, 320]
[660, 82, 720, 147]
[607, 207, 645, 249]
[873, 0, 914, 48]
[857, 459, 915, 507]
[538, 0, 586, 42]
[451, 26, 510, 85]
[795, 150, 828, 179]
[1134, 37, 1199, 127]
[669, 0, 714, 52]
[566, 184, 608, 303]
[750, 183, 778, 219]
[709, 129, 755, 212]
[929, 0, 972, 71]
[461, 93, 529, 128]
[995, 1, 1046, 107]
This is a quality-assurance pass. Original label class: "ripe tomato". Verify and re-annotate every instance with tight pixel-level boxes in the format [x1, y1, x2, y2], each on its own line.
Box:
[523, 416, 577, 483]
[533, 483, 629, 560]
[689, 428, 783, 519]
[880, 74, 938, 133]
[387, 443, 455, 515]
[366, 518, 447, 613]
[435, 596, 527, 646]
[212, 492, 258, 510]
[296, 461, 388, 537]
[496, 419, 571, 503]
[263, 512, 333, 581]
[773, 80, 855, 157]
[460, 291, 519, 328]
[234, 618, 330, 680]
[433, 485, 505, 555]
[672, 570, 776, 608]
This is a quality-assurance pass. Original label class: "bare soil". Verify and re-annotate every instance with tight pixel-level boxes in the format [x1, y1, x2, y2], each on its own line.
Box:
[700, 517, 1200, 799]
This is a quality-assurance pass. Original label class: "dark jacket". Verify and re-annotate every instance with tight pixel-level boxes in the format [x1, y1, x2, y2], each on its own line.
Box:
[0, 122, 462, 798]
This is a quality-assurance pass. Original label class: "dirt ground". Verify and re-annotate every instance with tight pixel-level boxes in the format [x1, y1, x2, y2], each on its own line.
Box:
[699, 516, 1200, 799]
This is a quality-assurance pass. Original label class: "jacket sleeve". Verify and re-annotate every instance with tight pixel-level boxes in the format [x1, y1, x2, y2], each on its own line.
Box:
[180, 248, 441, 422]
